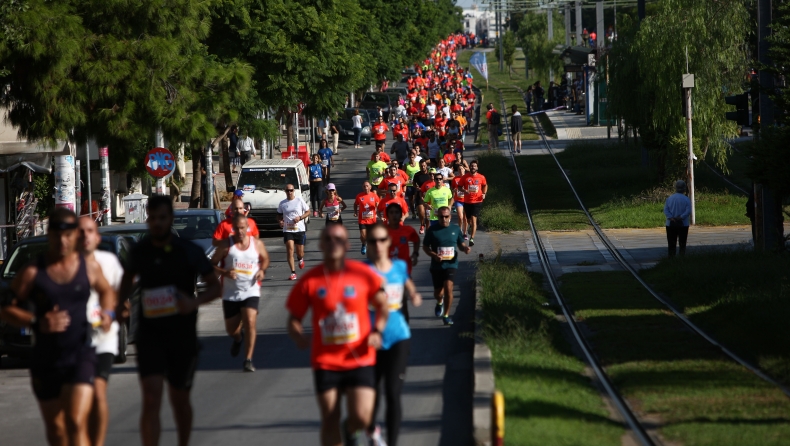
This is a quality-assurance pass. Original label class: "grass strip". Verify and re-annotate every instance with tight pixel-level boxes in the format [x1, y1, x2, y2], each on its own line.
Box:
[642, 249, 790, 384]
[561, 271, 790, 445]
[515, 140, 749, 230]
[475, 151, 529, 232]
[515, 155, 591, 231]
[478, 260, 625, 445]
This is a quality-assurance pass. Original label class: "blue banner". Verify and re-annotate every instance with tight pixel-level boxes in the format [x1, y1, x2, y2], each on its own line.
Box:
[469, 52, 488, 81]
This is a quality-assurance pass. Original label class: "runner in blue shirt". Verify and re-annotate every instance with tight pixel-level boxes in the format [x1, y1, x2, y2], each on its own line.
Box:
[365, 223, 422, 446]
[317, 139, 335, 183]
[308, 154, 324, 217]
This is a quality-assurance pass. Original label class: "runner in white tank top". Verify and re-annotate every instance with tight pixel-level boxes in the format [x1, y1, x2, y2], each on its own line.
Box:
[211, 215, 270, 372]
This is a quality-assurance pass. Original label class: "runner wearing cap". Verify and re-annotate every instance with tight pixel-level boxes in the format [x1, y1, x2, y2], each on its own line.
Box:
[354, 181, 380, 255]
[213, 197, 261, 247]
[211, 214, 270, 372]
[286, 224, 388, 446]
[320, 183, 347, 225]
[277, 183, 311, 280]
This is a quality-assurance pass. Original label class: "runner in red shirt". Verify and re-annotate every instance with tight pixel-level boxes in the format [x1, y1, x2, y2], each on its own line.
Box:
[286, 224, 387, 446]
[372, 116, 389, 148]
[212, 197, 260, 246]
[378, 166, 406, 197]
[385, 205, 421, 276]
[370, 146, 391, 164]
[460, 160, 488, 247]
[354, 181, 381, 255]
[451, 164, 468, 238]
[378, 183, 409, 223]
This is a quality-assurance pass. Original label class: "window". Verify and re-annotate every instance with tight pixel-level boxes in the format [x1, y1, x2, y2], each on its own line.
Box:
[2, 242, 48, 279]
[238, 167, 299, 192]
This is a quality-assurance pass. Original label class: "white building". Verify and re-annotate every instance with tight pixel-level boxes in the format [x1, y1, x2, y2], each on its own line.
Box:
[462, 4, 500, 41]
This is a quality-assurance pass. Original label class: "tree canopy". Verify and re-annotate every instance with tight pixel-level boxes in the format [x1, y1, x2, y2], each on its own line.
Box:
[606, 0, 749, 179]
[516, 11, 565, 83]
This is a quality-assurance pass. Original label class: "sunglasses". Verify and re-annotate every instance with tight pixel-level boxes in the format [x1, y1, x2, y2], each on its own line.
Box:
[434, 177, 443, 181]
[440, 215, 452, 219]
[366, 237, 389, 244]
[285, 189, 295, 192]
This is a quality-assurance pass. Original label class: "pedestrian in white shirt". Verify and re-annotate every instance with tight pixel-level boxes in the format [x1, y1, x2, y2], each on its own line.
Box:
[277, 184, 311, 280]
[238, 130, 256, 165]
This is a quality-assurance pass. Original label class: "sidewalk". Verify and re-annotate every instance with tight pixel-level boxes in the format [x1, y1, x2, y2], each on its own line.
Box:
[548, 109, 611, 140]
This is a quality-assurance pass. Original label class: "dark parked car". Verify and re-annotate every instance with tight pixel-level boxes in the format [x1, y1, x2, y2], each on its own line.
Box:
[98, 223, 178, 242]
[359, 93, 395, 121]
[172, 209, 223, 291]
[337, 108, 372, 145]
[0, 235, 139, 364]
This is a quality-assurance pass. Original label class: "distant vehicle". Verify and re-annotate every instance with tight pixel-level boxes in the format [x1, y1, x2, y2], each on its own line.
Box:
[337, 108, 372, 145]
[386, 87, 408, 98]
[237, 159, 312, 230]
[359, 93, 395, 121]
[401, 68, 417, 76]
[0, 235, 140, 364]
[172, 209, 223, 292]
[98, 223, 178, 243]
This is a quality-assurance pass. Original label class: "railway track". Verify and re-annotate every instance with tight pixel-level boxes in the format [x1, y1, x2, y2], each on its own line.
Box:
[485, 85, 790, 444]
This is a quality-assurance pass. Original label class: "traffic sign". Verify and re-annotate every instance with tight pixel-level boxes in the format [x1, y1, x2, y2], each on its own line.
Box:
[145, 147, 175, 178]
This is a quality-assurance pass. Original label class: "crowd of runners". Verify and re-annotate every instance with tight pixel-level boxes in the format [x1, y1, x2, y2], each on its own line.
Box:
[0, 32, 490, 446]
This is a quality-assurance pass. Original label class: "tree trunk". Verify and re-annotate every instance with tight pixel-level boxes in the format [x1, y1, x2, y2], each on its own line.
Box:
[222, 136, 232, 193]
[189, 146, 202, 208]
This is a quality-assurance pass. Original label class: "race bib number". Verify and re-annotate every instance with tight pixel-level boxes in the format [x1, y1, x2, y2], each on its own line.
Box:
[384, 283, 405, 311]
[362, 210, 375, 219]
[468, 184, 480, 193]
[234, 260, 256, 277]
[286, 222, 299, 231]
[142, 286, 178, 318]
[457, 189, 465, 198]
[438, 247, 455, 261]
[88, 302, 102, 328]
[326, 206, 340, 221]
[319, 306, 360, 345]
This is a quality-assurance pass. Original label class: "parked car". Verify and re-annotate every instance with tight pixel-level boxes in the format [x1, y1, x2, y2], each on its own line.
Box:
[359, 92, 395, 121]
[172, 208, 223, 291]
[0, 235, 139, 364]
[98, 223, 178, 243]
[337, 108, 372, 145]
[237, 159, 312, 230]
[386, 87, 408, 99]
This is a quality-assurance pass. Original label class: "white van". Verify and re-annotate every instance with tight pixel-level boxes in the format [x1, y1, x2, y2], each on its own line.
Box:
[236, 159, 311, 230]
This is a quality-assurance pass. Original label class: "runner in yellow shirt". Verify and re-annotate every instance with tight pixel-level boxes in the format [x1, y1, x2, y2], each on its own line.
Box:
[423, 173, 454, 227]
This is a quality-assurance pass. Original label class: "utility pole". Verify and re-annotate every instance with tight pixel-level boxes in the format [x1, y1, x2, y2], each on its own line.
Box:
[205, 141, 214, 209]
[756, 0, 779, 250]
[596, 0, 605, 50]
[683, 72, 696, 225]
[565, 2, 571, 47]
[75, 160, 81, 217]
[84, 141, 92, 213]
[99, 147, 111, 225]
[548, 6, 554, 81]
[497, 0, 504, 72]
[575, 1, 582, 44]
[154, 129, 166, 195]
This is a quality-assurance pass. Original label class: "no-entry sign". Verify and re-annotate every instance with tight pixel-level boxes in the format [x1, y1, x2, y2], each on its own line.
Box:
[145, 147, 175, 178]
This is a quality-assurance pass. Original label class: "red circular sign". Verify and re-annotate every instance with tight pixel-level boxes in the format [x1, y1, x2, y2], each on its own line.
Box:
[145, 147, 176, 178]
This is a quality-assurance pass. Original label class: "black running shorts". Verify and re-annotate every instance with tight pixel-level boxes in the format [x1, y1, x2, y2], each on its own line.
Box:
[464, 202, 482, 218]
[95, 352, 115, 381]
[283, 231, 306, 245]
[430, 268, 457, 290]
[313, 366, 376, 393]
[222, 296, 261, 319]
[136, 333, 199, 390]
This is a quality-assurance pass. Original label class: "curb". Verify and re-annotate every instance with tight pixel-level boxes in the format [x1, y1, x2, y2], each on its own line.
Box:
[472, 270, 495, 446]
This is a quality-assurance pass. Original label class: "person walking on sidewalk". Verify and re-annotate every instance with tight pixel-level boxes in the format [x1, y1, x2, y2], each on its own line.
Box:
[524, 86, 533, 114]
[229, 125, 240, 174]
[211, 214, 270, 372]
[510, 104, 523, 154]
[238, 129, 255, 166]
[308, 154, 325, 217]
[663, 180, 692, 258]
[485, 104, 500, 151]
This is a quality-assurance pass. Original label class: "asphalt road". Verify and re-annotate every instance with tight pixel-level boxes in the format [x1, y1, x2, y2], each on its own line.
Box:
[0, 131, 489, 445]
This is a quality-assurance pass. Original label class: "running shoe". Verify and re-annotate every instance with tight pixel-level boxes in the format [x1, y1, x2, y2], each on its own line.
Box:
[230, 331, 243, 358]
[419, 225, 425, 234]
[361, 245, 367, 255]
[243, 359, 255, 372]
[434, 301, 444, 318]
[298, 258, 305, 269]
[367, 425, 387, 446]
[289, 273, 297, 281]
[469, 238, 475, 247]
[464, 233, 469, 241]
[443, 316, 454, 326]
[313, 210, 318, 217]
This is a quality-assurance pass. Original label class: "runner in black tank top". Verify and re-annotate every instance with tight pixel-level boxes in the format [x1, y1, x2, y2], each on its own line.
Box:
[1, 208, 116, 445]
